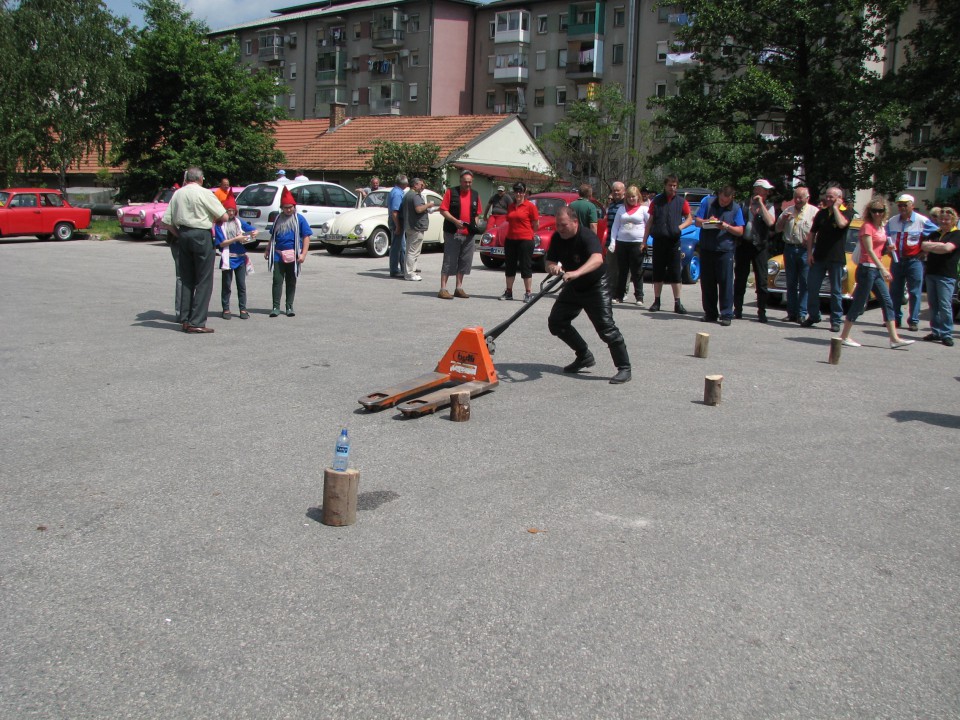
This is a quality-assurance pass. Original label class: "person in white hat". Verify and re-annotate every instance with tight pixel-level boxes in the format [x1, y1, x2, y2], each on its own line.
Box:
[275, 169, 291, 184]
[734, 179, 776, 322]
[885, 192, 939, 331]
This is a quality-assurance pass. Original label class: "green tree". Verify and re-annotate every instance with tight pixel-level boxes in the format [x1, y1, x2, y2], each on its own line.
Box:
[0, 1, 25, 186]
[358, 140, 444, 190]
[650, 0, 910, 195]
[117, 0, 284, 199]
[537, 84, 650, 195]
[8, 0, 134, 191]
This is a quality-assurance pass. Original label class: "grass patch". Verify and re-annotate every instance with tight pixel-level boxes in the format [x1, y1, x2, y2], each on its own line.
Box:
[86, 217, 124, 239]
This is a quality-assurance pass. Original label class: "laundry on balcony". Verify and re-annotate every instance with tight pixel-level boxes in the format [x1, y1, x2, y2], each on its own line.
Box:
[665, 52, 696, 67]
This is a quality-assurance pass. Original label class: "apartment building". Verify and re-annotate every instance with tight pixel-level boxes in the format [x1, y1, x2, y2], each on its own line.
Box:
[210, 0, 476, 120]
[471, 0, 690, 144]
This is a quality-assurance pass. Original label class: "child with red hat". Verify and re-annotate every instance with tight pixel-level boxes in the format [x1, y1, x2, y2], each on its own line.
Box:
[215, 192, 256, 319]
[264, 185, 312, 316]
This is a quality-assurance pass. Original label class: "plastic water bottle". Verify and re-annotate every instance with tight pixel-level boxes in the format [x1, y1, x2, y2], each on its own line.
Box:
[332, 428, 350, 471]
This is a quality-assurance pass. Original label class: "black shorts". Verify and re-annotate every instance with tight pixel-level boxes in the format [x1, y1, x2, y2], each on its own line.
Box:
[651, 239, 682, 283]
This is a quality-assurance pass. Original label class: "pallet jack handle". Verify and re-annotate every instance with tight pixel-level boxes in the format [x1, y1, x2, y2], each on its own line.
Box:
[484, 273, 564, 352]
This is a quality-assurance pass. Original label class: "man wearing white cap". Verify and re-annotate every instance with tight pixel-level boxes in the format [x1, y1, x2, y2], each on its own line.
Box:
[276, 169, 291, 184]
[734, 179, 776, 322]
[886, 193, 939, 331]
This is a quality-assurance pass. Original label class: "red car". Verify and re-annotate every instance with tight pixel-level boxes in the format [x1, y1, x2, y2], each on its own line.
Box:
[478, 191, 607, 269]
[0, 188, 92, 241]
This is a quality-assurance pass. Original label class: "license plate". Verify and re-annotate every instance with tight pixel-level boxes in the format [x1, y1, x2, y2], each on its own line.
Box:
[122, 227, 134, 234]
[239, 209, 257, 218]
[486, 247, 504, 256]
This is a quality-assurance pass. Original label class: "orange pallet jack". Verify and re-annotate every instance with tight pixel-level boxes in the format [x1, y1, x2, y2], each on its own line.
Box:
[358, 275, 563, 417]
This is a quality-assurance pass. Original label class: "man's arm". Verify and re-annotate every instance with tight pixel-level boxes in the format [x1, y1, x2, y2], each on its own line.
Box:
[561, 253, 603, 281]
[758, 201, 775, 227]
[831, 202, 851, 229]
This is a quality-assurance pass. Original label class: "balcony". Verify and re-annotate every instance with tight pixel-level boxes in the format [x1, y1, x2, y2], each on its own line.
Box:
[494, 65, 528, 84]
[371, 59, 403, 81]
[369, 98, 402, 115]
[566, 42, 603, 81]
[317, 49, 348, 85]
[493, 10, 531, 45]
[316, 67, 347, 85]
[567, 3, 604, 38]
[258, 30, 284, 63]
[372, 28, 405, 49]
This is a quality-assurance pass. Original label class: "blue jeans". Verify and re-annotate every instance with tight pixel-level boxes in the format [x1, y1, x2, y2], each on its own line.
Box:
[389, 229, 406, 276]
[806, 260, 844, 326]
[846, 265, 893, 323]
[783, 244, 808, 318]
[890, 256, 923, 326]
[926, 274, 956, 339]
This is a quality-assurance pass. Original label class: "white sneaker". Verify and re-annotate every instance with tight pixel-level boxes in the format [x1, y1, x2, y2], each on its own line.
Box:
[890, 339, 915, 349]
[841, 338, 862, 348]
[413, 274, 422, 281]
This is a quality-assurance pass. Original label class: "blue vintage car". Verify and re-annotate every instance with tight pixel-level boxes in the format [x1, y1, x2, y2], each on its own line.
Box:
[641, 188, 709, 284]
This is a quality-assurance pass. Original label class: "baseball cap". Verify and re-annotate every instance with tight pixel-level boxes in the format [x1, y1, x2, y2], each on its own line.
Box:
[276, 169, 287, 177]
[895, 193, 914, 204]
[497, 185, 505, 191]
[753, 178, 774, 190]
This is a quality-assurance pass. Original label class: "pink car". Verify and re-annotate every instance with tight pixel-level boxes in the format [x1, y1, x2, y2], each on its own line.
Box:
[117, 187, 176, 239]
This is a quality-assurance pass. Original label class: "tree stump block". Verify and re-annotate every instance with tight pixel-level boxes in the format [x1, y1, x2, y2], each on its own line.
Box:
[450, 390, 471, 422]
[828, 337, 843, 365]
[322, 468, 359, 526]
[694, 332, 710, 358]
[704, 374, 723, 406]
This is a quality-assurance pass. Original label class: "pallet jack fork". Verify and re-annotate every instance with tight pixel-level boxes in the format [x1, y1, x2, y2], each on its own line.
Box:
[358, 275, 563, 417]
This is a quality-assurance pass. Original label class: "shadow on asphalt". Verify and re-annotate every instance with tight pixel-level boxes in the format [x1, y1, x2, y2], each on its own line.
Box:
[784, 335, 832, 345]
[888, 409, 960, 429]
[306, 490, 400, 523]
[133, 309, 183, 331]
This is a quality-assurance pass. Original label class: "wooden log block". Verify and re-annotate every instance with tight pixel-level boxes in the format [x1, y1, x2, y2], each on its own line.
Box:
[828, 337, 843, 365]
[704, 374, 723, 406]
[450, 390, 471, 422]
[322, 468, 359, 526]
[694, 332, 710, 358]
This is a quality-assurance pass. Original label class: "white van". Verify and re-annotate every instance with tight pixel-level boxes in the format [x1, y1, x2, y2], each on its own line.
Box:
[235, 180, 358, 248]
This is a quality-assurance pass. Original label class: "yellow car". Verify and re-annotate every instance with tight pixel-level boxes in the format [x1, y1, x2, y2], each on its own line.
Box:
[767, 218, 895, 305]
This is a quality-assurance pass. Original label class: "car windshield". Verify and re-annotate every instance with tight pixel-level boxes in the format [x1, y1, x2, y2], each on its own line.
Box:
[236, 185, 278, 207]
[362, 190, 390, 208]
[844, 226, 860, 253]
[530, 197, 568, 216]
[156, 188, 176, 203]
[0, 192, 8, 207]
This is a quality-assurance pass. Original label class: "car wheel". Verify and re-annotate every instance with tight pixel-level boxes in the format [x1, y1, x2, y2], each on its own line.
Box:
[366, 228, 390, 257]
[324, 243, 345, 256]
[53, 222, 75, 241]
[243, 240, 260, 251]
[681, 252, 701, 284]
[36, 234, 52, 241]
[480, 254, 504, 269]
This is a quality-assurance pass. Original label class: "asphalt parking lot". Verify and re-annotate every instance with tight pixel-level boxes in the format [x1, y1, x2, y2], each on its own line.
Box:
[1, 236, 958, 719]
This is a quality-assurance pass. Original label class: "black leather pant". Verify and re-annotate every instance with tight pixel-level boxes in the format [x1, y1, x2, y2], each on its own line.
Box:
[548, 276, 630, 368]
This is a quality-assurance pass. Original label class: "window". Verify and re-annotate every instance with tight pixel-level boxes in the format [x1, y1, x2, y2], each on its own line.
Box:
[353, 23, 361, 40]
[352, 89, 360, 105]
[488, 55, 496, 74]
[289, 94, 296, 109]
[559, 13, 568, 30]
[410, 51, 420, 66]
[288, 33, 297, 48]
[558, 48, 567, 68]
[489, 21, 496, 39]
[409, 82, 418, 101]
[289, 62, 297, 80]
[612, 44, 624, 65]
[658, 6, 670, 22]
[537, 15, 548, 33]
[556, 86, 567, 105]
[244, 40, 252, 55]
[11, 193, 37, 208]
[911, 125, 932, 146]
[533, 123, 543, 139]
[906, 168, 927, 190]
[657, 40, 668, 62]
[41, 193, 64, 207]
[535, 51, 546, 70]
[613, 6, 625, 26]
[408, 13, 420, 31]
[534, 88, 544, 107]
[486, 91, 495, 109]
[655, 81, 667, 98]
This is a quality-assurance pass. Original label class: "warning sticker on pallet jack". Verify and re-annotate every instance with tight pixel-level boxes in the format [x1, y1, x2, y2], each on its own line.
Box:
[449, 363, 477, 376]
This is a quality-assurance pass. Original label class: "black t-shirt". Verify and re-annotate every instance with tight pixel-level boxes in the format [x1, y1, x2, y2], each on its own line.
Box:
[925, 229, 960, 278]
[546, 225, 605, 289]
[487, 192, 513, 215]
[811, 204, 855, 263]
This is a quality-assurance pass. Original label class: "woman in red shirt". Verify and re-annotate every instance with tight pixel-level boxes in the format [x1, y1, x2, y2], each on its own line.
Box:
[500, 182, 540, 303]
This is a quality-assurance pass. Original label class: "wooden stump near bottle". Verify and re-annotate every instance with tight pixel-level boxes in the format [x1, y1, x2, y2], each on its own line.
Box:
[704, 374, 723, 406]
[322, 468, 359, 526]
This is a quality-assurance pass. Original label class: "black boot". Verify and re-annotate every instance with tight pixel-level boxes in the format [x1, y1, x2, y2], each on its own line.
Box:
[563, 351, 596, 373]
[608, 341, 631, 384]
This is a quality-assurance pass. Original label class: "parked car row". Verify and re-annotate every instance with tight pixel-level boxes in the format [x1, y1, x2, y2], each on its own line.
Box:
[0, 188, 91, 241]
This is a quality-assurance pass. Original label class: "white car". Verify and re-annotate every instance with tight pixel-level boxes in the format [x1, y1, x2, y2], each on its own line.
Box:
[316, 188, 445, 257]
[235, 180, 357, 249]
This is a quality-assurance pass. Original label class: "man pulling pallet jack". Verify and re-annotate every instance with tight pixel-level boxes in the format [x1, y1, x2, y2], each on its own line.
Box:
[358, 205, 631, 416]
[546, 205, 632, 385]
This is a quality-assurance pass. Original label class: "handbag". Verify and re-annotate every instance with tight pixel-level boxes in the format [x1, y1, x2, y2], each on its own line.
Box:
[280, 248, 297, 264]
